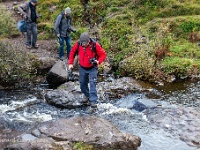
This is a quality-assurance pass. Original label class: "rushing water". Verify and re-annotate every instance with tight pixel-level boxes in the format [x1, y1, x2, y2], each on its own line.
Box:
[0, 80, 199, 150]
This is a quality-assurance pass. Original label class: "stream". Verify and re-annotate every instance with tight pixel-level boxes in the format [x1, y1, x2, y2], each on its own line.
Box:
[0, 79, 199, 150]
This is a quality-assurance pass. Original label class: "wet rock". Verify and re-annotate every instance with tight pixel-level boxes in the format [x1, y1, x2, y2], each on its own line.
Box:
[132, 100, 148, 112]
[144, 107, 200, 147]
[5, 137, 57, 150]
[45, 77, 143, 108]
[6, 116, 141, 150]
[45, 81, 84, 108]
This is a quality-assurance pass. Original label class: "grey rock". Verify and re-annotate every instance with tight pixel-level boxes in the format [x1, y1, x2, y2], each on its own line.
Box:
[6, 116, 141, 150]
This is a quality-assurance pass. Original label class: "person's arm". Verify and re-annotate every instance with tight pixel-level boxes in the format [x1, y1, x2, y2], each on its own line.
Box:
[68, 42, 79, 69]
[54, 15, 62, 36]
[67, 17, 76, 33]
[95, 43, 106, 64]
[18, 2, 28, 18]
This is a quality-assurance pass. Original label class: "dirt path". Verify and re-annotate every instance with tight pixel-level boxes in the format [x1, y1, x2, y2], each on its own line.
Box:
[1, 0, 59, 60]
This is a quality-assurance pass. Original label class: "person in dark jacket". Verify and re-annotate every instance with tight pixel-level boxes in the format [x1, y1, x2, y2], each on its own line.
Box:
[18, 0, 40, 49]
[68, 32, 106, 108]
[54, 7, 76, 60]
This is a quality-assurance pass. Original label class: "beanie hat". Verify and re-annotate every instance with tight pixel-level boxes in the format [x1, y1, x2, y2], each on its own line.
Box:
[30, 0, 37, 3]
[65, 7, 71, 14]
[80, 32, 90, 43]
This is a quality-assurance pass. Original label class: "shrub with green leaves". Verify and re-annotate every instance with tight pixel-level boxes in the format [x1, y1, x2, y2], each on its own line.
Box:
[0, 6, 19, 37]
[0, 40, 36, 86]
[118, 48, 155, 80]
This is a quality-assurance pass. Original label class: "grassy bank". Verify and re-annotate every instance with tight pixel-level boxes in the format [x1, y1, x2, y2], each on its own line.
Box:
[1, 0, 200, 85]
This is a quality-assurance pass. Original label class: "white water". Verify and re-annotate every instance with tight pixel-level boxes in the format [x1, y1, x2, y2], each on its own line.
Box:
[97, 97, 197, 150]
[0, 96, 52, 122]
[0, 81, 199, 149]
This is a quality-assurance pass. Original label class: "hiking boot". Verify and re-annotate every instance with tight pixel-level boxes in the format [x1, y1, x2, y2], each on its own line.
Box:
[90, 102, 98, 108]
[59, 56, 65, 61]
[32, 44, 39, 49]
[80, 96, 90, 106]
[26, 45, 32, 49]
[87, 103, 98, 113]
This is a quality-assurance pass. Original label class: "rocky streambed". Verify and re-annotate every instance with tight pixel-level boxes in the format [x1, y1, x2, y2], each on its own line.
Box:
[0, 77, 199, 150]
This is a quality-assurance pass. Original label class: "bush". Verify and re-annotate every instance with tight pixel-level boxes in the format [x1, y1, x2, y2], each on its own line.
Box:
[0, 6, 19, 37]
[0, 40, 37, 86]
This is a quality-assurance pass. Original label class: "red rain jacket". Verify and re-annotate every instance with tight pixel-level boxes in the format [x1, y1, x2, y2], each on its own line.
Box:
[68, 41, 106, 68]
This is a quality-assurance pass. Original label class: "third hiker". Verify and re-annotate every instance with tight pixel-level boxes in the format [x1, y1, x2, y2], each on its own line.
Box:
[18, 0, 40, 49]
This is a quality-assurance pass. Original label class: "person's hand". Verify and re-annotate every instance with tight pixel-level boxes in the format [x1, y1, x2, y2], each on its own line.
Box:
[95, 60, 99, 65]
[37, 14, 42, 18]
[72, 29, 76, 33]
[57, 34, 60, 37]
[23, 14, 27, 19]
[68, 64, 73, 70]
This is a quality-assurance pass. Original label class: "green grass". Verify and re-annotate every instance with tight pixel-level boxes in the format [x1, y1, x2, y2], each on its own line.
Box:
[170, 41, 200, 59]
[35, 0, 200, 81]
[1, 0, 200, 83]
[161, 57, 194, 77]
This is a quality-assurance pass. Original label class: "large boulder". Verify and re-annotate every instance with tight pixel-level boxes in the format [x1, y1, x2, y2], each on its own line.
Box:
[6, 116, 141, 150]
[46, 59, 69, 86]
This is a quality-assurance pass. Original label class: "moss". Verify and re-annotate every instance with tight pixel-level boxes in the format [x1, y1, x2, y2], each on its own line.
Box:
[73, 142, 93, 150]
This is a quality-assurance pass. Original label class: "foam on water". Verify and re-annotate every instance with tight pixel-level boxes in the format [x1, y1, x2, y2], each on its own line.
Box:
[98, 103, 143, 117]
[0, 96, 53, 122]
[0, 97, 37, 113]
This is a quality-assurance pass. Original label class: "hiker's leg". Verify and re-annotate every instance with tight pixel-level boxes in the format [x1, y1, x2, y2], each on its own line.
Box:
[89, 67, 98, 103]
[59, 37, 65, 58]
[65, 36, 71, 59]
[32, 23, 37, 47]
[26, 23, 32, 46]
[79, 66, 89, 97]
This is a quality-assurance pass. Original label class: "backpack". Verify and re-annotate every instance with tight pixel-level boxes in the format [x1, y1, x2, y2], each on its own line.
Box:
[17, 2, 30, 32]
[54, 12, 72, 35]
[54, 13, 65, 31]
[17, 20, 27, 32]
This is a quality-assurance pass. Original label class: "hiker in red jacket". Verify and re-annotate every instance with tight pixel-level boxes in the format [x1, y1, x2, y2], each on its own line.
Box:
[68, 32, 106, 108]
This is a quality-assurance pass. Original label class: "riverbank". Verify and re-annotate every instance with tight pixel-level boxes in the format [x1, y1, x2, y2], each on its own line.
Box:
[1, 0, 200, 89]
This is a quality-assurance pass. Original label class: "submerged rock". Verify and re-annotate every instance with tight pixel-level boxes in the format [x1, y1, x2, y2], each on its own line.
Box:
[6, 116, 141, 150]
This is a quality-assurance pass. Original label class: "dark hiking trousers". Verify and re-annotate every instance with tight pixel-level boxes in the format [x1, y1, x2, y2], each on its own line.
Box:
[26, 22, 37, 47]
[79, 66, 98, 103]
[59, 36, 71, 59]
